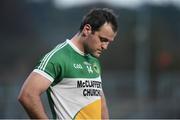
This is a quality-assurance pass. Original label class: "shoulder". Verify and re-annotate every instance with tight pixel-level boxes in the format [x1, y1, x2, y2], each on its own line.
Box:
[47, 41, 70, 62]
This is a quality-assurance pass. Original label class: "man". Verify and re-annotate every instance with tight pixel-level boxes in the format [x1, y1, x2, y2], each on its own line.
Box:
[18, 8, 118, 119]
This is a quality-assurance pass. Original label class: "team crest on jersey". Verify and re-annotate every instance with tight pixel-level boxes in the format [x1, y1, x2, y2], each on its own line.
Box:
[83, 61, 100, 74]
[93, 63, 100, 74]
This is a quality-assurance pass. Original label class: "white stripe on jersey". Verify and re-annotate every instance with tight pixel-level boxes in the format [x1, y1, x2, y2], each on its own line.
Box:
[33, 69, 54, 82]
[38, 41, 67, 71]
[38, 44, 62, 70]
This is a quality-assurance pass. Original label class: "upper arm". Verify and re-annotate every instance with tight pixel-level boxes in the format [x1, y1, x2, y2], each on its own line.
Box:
[101, 91, 106, 102]
[19, 71, 52, 97]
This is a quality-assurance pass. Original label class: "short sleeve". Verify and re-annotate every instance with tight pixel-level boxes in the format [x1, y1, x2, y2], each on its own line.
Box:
[33, 53, 62, 82]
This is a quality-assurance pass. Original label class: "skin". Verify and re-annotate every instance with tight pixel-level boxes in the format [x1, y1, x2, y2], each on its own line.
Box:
[72, 22, 117, 58]
[101, 92, 109, 119]
[18, 72, 51, 119]
[18, 22, 117, 119]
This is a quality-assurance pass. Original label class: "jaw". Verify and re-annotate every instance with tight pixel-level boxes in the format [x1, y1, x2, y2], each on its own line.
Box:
[91, 51, 101, 58]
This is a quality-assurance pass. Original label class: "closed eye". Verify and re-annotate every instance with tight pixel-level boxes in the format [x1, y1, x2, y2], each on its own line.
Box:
[99, 36, 109, 43]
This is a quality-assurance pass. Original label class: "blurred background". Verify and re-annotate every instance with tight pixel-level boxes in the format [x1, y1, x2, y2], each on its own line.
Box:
[0, 0, 180, 118]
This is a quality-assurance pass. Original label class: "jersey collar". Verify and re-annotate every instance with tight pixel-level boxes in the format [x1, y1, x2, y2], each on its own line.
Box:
[67, 39, 85, 56]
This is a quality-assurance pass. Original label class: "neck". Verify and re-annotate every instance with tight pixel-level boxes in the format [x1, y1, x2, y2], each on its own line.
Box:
[70, 32, 85, 53]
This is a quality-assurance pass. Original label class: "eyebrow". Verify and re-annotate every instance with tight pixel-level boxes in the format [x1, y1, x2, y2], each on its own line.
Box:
[99, 36, 109, 42]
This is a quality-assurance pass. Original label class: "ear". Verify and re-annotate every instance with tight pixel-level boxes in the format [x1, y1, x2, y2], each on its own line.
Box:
[82, 24, 92, 36]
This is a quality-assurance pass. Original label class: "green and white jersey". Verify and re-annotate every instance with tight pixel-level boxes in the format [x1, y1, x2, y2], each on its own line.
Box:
[33, 40, 102, 119]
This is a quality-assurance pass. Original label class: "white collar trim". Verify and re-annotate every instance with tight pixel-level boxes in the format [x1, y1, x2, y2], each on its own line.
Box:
[67, 39, 85, 56]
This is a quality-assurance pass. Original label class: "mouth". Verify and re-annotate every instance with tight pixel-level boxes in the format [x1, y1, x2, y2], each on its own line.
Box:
[97, 50, 102, 54]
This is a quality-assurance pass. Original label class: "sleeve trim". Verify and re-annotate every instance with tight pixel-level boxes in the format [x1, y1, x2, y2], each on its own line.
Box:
[33, 69, 54, 82]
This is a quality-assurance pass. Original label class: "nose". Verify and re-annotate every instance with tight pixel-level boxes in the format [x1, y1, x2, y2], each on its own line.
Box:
[101, 43, 109, 50]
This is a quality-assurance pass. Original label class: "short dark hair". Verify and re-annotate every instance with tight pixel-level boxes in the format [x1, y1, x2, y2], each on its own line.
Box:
[79, 8, 118, 33]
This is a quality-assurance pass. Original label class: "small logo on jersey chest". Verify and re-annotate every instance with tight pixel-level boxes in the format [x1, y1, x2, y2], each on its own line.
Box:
[84, 61, 93, 73]
[86, 65, 93, 73]
[73, 64, 83, 69]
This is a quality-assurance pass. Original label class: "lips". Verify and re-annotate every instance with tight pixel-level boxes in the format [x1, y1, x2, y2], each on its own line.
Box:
[97, 49, 102, 52]
[97, 50, 102, 54]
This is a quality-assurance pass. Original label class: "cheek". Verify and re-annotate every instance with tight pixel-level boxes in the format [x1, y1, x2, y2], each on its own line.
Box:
[87, 36, 100, 49]
[91, 37, 101, 46]
[91, 40, 99, 49]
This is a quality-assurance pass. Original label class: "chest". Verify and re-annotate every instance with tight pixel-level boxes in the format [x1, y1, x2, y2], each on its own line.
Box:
[63, 55, 100, 78]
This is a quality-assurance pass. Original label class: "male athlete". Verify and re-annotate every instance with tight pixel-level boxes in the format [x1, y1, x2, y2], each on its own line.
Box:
[18, 8, 118, 119]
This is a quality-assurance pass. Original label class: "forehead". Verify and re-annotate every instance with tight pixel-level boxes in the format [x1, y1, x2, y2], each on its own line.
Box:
[97, 23, 117, 41]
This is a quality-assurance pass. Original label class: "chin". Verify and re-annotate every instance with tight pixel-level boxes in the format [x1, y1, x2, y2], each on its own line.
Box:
[92, 53, 101, 58]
